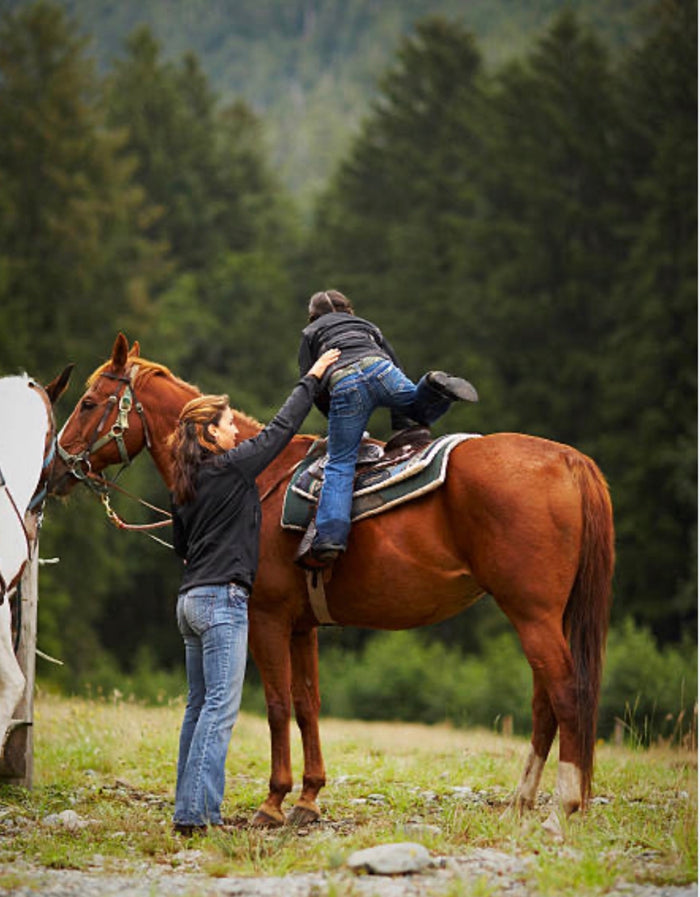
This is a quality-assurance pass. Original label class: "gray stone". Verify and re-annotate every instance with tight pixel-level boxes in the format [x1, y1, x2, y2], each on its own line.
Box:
[402, 822, 442, 838]
[347, 842, 432, 875]
[41, 809, 88, 831]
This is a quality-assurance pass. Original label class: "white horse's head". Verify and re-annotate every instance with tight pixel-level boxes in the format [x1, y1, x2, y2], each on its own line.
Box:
[0, 376, 53, 510]
[0, 367, 72, 595]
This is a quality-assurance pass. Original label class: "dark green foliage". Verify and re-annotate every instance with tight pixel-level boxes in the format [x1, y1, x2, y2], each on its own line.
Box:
[0, 1, 165, 382]
[310, 18, 495, 440]
[0, 1, 693, 716]
[466, 11, 626, 446]
[285, 623, 697, 742]
[0, 2, 304, 681]
[100, 26, 306, 406]
[600, 618, 698, 744]
[310, 3, 697, 645]
[598, 0, 697, 639]
[3, 0, 655, 207]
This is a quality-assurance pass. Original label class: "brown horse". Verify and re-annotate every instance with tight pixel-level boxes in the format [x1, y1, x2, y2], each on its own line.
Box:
[50, 333, 614, 828]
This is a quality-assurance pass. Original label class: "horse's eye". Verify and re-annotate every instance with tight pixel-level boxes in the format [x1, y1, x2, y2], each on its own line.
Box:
[80, 399, 97, 411]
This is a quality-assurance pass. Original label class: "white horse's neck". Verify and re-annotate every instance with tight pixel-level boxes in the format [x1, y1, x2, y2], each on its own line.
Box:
[0, 376, 48, 515]
[0, 375, 48, 751]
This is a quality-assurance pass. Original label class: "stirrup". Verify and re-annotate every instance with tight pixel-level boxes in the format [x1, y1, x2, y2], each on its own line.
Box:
[297, 542, 344, 570]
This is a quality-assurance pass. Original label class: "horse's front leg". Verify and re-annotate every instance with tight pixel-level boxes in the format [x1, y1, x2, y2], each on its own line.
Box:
[0, 598, 25, 758]
[248, 609, 294, 827]
[286, 626, 325, 826]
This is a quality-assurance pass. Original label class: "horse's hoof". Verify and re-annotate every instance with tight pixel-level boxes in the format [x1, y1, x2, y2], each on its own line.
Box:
[542, 809, 564, 841]
[511, 789, 535, 814]
[286, 803, 321, 827]
[250, 808, 285, 828]
[500, 800, 519, 821]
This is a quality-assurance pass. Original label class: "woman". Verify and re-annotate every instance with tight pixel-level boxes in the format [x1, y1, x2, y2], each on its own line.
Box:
[298, 289, 478, 567]
[169, 348, 340, 835]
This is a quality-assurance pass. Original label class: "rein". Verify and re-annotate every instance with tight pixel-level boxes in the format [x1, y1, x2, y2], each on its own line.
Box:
[80, 471, 173, 549]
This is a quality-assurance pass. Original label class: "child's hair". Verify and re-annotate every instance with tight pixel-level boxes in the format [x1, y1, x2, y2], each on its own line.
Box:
[307, 289, 354, 322]
[168, 394, 229, 504]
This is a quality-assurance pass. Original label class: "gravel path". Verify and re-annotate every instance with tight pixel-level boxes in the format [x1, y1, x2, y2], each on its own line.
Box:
[4, 851, 697, 897]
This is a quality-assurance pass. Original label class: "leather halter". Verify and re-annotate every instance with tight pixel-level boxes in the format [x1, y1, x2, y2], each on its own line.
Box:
[57, 367, 152, 481]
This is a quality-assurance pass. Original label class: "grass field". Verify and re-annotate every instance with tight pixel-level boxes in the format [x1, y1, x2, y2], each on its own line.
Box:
[0, 693, 696, 894]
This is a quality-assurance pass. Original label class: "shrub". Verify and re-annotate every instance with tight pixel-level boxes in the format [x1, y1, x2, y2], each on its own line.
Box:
[319, 629, 533, 732]
[600, 617, 697, 746]
[317, 619, 697, 744]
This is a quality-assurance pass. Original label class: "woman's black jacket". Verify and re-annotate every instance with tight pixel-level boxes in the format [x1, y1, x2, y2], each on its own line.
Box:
[172, 375, 320, 592]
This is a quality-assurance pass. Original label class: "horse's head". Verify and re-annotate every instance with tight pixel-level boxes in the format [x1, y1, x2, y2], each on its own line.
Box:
[49, 333, 152, 496]
[49, 333, 199, 496]
[0, 365, 72, 587]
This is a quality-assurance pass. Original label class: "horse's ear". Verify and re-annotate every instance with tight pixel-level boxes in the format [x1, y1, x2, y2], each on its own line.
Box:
[129, 340, 141, 358]
[111, 333, 130, 370]
[44, 363, 75, 406]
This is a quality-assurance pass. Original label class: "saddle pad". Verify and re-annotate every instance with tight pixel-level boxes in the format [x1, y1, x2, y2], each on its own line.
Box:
[281, 433, 480, 531]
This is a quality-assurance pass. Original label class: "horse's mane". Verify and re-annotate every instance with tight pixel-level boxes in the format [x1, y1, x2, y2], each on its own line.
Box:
[86, 357, 264, 429]
[87, 357, 188, 389]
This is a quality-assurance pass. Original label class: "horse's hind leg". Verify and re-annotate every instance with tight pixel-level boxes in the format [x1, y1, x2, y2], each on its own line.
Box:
[515, 620, 583, 819]
[515, 671, 558, 812]
[0, 598, 25, 757]
[287, 627, 325, 826]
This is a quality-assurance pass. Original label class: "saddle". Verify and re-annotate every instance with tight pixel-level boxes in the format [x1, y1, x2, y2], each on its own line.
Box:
[298, 425, 433, 494]
[282, 427, 480, 545]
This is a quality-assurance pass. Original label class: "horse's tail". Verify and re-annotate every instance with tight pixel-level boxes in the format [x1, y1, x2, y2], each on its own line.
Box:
[563, 451, 615, 807]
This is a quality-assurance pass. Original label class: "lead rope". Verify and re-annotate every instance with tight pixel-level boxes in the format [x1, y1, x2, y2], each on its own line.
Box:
[83, 473, 174, 549]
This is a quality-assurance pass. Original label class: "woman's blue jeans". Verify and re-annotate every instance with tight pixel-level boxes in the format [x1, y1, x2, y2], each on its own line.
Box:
[315, 360, 451, 546]
[174, 583, 249, 827]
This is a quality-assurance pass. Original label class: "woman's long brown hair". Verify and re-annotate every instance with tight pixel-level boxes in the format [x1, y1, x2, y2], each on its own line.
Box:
[169, 394, 229, 504]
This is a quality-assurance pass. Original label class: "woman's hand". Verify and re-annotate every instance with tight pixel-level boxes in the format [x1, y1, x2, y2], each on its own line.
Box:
[309, 348, 341, 380]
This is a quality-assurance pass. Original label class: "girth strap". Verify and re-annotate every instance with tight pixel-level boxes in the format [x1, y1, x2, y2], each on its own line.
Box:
[305, 569, 336, 625]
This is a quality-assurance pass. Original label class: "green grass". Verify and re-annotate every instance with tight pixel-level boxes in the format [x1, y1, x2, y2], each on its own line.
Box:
[0, 693, 695, 894]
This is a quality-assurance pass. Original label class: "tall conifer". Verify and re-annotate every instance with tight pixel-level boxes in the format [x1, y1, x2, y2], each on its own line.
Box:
[0, 1, 162, 378]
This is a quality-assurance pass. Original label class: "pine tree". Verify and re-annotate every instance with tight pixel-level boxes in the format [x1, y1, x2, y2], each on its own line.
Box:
[599, 0, 697, 639]
[0, 1, 163, 380]
[310, 17, 489, 429]
[104, 25, 304, 414]
[465, 11, 625, 446]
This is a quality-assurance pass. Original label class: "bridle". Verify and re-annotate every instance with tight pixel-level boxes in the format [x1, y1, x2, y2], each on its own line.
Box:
[57, 368, 152, 483]
[0, 379, 58, 603]
[57, 367, 171, 547]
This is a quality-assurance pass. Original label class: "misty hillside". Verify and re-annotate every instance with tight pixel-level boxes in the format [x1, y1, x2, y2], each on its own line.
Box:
[4, 0, 654, 202]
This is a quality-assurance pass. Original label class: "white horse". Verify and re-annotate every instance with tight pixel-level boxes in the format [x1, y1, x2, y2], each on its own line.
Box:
[0, 368, 72, 755]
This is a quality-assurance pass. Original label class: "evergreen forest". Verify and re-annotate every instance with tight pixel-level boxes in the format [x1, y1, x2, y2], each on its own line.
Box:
[0, 0, 696, 739]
